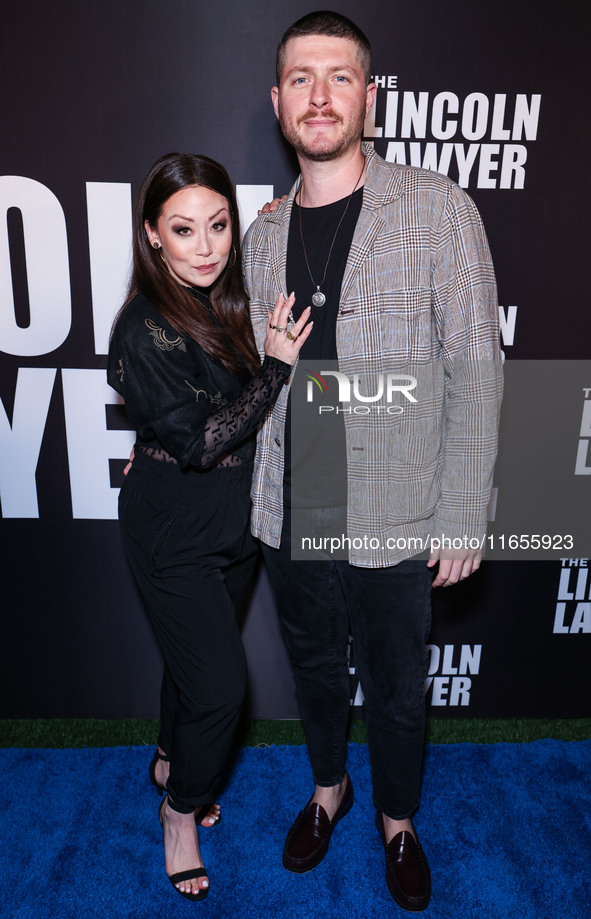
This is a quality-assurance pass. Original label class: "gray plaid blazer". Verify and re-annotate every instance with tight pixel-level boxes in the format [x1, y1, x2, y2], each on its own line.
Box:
[243, 146, 503, 567]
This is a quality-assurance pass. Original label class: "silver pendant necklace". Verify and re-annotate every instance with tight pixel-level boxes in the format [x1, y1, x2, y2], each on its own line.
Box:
[298, 160, 365, 308]
[312, 288, 326, 308]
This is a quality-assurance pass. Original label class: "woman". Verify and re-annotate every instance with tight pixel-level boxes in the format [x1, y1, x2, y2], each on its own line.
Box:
[107, 152, 311, 901]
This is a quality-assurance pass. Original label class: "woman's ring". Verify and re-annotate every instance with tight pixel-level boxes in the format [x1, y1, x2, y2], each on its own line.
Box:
[286, 330, 298, 341]
[276, 325, 284, 333]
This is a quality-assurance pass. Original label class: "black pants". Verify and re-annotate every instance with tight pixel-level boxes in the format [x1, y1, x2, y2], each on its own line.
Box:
[262, 508, 432, 820]
[119, 452, 257, 813]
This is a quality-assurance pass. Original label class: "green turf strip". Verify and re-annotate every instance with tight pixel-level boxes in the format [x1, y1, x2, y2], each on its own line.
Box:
[0, 717, 589, 748]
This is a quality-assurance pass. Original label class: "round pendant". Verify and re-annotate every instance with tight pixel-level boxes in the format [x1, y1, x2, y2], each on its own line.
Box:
[312, 290, 326, 307]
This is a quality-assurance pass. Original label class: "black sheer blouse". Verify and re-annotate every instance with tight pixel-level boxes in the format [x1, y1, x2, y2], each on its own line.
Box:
[107, 292, 290, 470]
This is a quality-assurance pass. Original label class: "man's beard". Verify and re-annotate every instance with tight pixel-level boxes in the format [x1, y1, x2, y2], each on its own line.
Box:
[279, 106, 366, 162]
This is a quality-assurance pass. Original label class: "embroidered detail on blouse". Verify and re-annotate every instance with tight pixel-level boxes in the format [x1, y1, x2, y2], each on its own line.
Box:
[184, 380, 228, 410]
[145, 318, 187, 352]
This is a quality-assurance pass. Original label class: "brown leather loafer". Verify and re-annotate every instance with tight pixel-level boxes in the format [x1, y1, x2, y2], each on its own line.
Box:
[375, 813, 431, 912]
[282, 774, 354, 873]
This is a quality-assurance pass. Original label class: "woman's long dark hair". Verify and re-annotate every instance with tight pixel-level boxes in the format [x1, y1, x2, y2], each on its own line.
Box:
[116, 152, 259, 377]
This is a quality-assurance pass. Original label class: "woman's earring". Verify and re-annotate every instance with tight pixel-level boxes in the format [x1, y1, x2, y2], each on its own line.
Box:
[152, 241, 166, 263]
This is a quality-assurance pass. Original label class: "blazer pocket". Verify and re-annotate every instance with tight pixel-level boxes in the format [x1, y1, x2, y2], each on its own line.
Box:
[387, 432, 441, 522]
[380, 288, 433, 360]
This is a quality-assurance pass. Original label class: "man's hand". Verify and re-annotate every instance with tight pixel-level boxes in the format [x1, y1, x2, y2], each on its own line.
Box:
[427, 548, 482, 587]
[258, 194, 288, 215]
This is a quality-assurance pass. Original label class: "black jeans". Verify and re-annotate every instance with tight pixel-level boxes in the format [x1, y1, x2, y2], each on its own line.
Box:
[119, 452, 257, 813]
[262, 507, 432, 820]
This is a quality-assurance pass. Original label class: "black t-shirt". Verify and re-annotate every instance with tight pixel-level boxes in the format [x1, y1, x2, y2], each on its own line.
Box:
[284, 187, 363, 508]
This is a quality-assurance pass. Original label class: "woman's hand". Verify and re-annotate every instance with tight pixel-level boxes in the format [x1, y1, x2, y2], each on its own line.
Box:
[264, 292, 313, 365]
[123, 447, 135, 475]
[257, 195, 288, 215]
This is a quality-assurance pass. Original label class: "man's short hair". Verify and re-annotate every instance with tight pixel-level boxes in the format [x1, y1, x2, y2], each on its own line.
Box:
[276, 10, 372, 85]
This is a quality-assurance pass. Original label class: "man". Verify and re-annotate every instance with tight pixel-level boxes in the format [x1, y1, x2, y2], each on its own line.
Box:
[243, 11, 502, 912]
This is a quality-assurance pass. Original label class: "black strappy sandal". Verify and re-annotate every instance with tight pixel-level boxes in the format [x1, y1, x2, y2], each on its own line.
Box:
[158, 796, 209, 902]
[166, 868, 209, 902]
[148, 748, 170, 796]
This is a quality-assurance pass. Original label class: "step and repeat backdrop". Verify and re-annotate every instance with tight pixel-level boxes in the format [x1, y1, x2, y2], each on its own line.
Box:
[1, 0, 589, 720]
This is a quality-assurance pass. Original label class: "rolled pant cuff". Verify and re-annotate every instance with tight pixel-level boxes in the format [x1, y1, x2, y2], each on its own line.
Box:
[313, 773, 346, 788]
[374, 800, 419, 821]
[167, 793, 211, 815]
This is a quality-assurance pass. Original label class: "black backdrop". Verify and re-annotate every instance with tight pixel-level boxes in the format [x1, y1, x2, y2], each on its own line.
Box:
[1, 0, 589, 721]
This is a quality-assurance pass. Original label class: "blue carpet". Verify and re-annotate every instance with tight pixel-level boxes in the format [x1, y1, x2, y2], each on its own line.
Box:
[1, 741, 590, 918]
